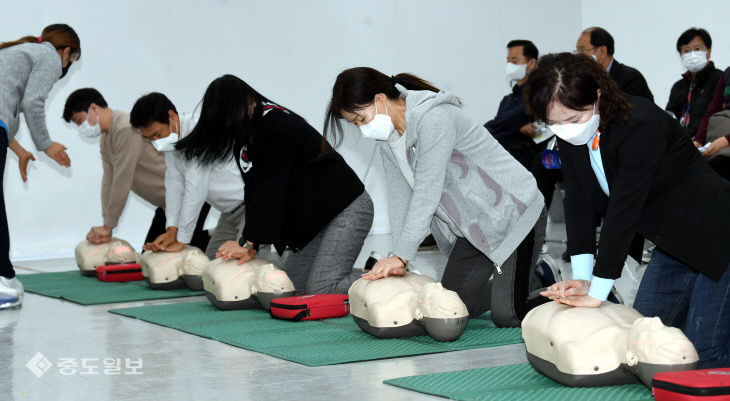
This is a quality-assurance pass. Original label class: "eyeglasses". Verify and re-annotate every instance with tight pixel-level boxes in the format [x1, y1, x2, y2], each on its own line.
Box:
[574, 47, 596, 55]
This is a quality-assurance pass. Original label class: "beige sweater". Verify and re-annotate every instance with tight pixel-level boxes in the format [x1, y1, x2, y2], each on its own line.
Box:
[100, 110, 166, 228]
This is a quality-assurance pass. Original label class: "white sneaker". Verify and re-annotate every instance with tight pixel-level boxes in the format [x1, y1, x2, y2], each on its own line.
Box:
[0, 276, 24, 309]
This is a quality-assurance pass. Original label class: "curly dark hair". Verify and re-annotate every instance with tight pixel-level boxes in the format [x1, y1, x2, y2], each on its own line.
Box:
[524, 52, 630, 131]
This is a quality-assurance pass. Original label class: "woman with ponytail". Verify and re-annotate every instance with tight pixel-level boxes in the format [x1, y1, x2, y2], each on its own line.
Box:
[324, 67, 547, 327]
[0, 24, 81, 309]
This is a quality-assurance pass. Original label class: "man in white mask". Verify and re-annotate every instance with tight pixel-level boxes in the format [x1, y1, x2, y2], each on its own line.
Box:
[484, 41, 562, 213]
[130, 93, 230, 257]
[576, 27, 654, 102]
[484, 40, 539, 168]
[666, 28, 722, 139]
[63, 88, 167, 248]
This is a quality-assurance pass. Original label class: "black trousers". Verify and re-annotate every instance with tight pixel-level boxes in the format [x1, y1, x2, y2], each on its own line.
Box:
[0, 129, 13, 279]
[144, 203, 212, 251]
[441, 208, 548, 327]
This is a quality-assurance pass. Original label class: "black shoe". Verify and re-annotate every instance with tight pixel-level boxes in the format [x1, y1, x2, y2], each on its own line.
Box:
[418, 234, 438, 250]
[363, 251, 383, 271]
[534, 255, 562, 288]
[606, 286, 624, 304]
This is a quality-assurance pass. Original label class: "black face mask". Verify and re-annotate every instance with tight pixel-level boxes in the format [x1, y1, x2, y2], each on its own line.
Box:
[60, 61, 73, 79]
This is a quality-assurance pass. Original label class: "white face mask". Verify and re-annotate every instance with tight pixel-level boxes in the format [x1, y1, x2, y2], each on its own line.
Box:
[77, 108, 101, 139]
[359, 98, 394, 141]
[681, 51, 708, 73]
[505, 62, 527, 83]
[548, 103, 600, 146]
[152, 120, 180, 152]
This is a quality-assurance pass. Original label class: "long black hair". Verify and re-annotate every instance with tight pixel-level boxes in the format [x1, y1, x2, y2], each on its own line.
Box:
[322, 67, 440, 152]
[175, 74, 278, 165]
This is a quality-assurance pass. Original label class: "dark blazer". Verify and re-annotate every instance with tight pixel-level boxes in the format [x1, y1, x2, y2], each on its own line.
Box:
[240, 107, 364, 253]
[560, 94, 730, 281]
[609, 59, 654, 102]
[666, 61, 722, 138]
[484, 83, 537, 167]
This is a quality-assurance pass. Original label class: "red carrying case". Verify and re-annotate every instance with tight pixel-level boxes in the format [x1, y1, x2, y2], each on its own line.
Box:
[270, 294, 350, 321]
[653, 368, 730, 401]
[96, 263, 144, 282]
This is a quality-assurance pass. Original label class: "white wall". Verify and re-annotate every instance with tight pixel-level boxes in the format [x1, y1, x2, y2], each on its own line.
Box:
[581, 0, 730, 108]
[5, 0, 581, 261]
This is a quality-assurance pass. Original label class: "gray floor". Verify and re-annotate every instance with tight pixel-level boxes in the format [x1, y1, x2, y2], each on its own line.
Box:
[1, 219, 646, 401]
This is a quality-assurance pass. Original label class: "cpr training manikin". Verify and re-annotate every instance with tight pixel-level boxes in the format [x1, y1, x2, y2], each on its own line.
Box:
[348, 272, 469, 342]
[140, 246, 210, 290]
[521, 301, 699, 388]
[74, 238, 140, 275]
[202, 257, 295, 312]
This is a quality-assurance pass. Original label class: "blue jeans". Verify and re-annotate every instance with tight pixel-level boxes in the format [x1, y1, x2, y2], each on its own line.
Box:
[633, 249, 730, 368]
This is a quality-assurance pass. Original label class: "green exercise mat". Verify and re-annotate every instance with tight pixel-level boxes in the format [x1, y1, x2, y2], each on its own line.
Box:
[384, 363, 653, 401]
[109, 301, 523, 367]
[17, 271, 204, 305]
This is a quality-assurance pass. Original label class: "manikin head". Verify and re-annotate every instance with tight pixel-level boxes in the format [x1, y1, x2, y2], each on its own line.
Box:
[179, 247, 210, 276]
[416, 283, 469, 342]
[626, 317, 699, 386]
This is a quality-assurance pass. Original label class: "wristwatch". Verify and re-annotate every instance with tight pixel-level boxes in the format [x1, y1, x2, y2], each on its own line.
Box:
[238, 237, 254, 249]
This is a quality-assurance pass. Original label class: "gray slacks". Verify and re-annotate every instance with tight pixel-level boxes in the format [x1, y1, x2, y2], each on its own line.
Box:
[281, 191, 374, 295]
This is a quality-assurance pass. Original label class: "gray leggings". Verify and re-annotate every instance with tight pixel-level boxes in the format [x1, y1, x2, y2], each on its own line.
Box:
[281, 191, 374, 295]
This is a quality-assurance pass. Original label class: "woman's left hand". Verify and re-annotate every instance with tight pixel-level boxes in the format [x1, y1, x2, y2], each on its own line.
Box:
[362, 255, 407, 280]
[703, 136, 729, 157]
[18, 150, 36, 182]
[217, 240, 256, 265]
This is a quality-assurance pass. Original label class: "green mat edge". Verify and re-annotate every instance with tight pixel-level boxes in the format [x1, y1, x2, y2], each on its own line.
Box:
[382, 363, 656, 401]
[108, 302, 525, 367]
[382, 366, 494, 398]
[19, 271, 206, 306]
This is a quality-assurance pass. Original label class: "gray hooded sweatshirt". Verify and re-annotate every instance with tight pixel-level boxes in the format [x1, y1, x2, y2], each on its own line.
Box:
[0, 42, 61, 150]
[380, 88, 544, 267]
